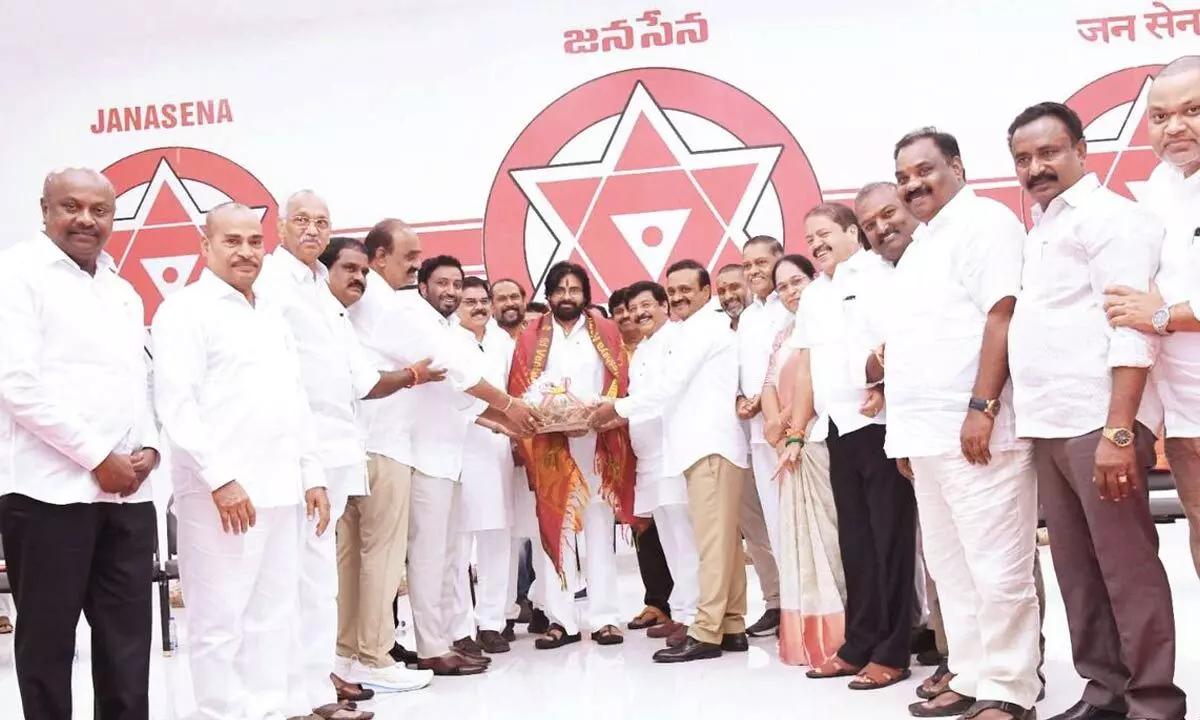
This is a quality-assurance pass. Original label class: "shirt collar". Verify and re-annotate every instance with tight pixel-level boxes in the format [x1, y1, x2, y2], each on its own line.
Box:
[196, 268, 252, 301]
[1032, 173, 1101, 224]
[752, 291, 779, 309]
[30, 233, 116, 274]
[924, 186, 976, 234]
[270, 246, 328, 284]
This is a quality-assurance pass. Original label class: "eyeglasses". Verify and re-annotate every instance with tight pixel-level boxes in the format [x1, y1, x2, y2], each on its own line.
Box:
[288, 215, 331, 231]
[775, 276, 811, 293]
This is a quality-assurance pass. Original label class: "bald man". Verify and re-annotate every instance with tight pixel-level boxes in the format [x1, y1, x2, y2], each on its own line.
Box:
[0, 169, 159, 720]
[1107, 55, 1200, 582]
[153, 202, 328, 720]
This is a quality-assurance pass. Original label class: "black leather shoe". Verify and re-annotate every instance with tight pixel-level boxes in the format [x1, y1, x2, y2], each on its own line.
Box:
[388, 643, 418, 665]
[746, 608, 780, 637]
[1046, 701, 1126, 720]
[652, 636, 723, 663]
[720, 632, 749, 652]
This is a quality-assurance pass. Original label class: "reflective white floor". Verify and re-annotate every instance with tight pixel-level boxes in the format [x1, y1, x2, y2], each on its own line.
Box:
[1, 522, 1197, 720]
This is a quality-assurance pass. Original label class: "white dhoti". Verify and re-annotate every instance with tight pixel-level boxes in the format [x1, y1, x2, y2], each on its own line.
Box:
[750, 442, 782, 555]
[286, 465, 358, 715]
[407, 471, 464, 659]
[177, 495, 300, 720]
[652, 501, 700, 625]
[910, 448, 1042, 708]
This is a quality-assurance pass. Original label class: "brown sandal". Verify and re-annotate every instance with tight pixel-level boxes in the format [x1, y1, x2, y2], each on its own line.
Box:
[848, 663, 912, 690]
[908, 691, 977, 718]
[0, 616, 12, 635]
[590, 624, 624, 646]
[806, 655, 862, 679]
[917, 662, 955, 699]
[627, 606, 668, 630]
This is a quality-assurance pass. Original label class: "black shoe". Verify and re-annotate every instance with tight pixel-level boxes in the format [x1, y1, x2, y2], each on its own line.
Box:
[916, 649, 946, 667]
[720, 632, 749, 652]
[1046, 701, 1126, 720]
[574, 587, 588, 600]
[528, 608, 550, 635]
[388, 642, 418, 665]
[911, 627, 937, 655]
[501, 620, 517, 642]
[745, 608, 780, 637]
[652, 636, 723, 663]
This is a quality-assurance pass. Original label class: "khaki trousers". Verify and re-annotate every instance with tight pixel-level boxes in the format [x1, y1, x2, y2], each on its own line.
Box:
[1165, 436, 1200, 578]
[335, 454, 413, 668]
[686, 454, 749, 644]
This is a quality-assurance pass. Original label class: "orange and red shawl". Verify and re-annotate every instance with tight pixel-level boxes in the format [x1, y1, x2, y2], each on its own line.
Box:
[508, 310, 644, 585]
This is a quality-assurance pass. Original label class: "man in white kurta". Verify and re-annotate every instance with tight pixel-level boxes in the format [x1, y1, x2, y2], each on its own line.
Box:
[625, 280, 700, 646]
[0, 169, 159, 720]
[1105, 56, 1200, 579]
[152, 203, 328, 720]
[450, 278, 519, 654]
[258, 197, 434, 717]
[734, 236, 788, 637]
[888, 131, 1041, 719]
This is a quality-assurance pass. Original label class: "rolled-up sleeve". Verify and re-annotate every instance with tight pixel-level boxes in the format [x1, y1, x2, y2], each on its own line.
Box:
[1087, 206, 1165, 369]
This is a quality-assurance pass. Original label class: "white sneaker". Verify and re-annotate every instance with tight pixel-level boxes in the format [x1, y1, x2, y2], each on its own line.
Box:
[346, 659, 433, 693]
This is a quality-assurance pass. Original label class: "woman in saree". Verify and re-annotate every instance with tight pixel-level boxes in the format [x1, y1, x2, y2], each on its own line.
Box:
[759, 253, 847, 667]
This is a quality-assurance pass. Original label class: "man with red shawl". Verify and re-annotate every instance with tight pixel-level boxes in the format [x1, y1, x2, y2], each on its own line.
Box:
[508, 262, 641, 649]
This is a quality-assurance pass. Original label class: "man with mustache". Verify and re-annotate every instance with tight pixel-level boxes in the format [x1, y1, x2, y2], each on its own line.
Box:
[508, 261, 640, 649]
[405, 256, 528, 676]
[1105, 55, 1200, 581]
[610, 284, 677, 635]
[488, 278, 551, 639]
[258, 199, 443, 717]
[450, 276, 522, 655]
[716, 264, 750, 329]
[343, 221, 538, 684]
[591, 260, 750, 663]
[886, 129, 1041, 720]
[624, 280, 701, 650]
[0, 168, 158, 720]
[777, 203, 916, 690]
[1008, 102, 1185, 720]
[151, 202, 326, 720]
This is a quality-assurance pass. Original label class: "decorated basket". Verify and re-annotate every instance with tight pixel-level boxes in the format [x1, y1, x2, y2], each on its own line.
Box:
[526, 378, 592, 434]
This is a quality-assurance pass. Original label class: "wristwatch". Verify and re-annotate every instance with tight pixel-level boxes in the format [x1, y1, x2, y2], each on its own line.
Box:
[1102, 426, 1134, 448]
[1151, 304, 1172, 335]
[968, 397, 1000, 419]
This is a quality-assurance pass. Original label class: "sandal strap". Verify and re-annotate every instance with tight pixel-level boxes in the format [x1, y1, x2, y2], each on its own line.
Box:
[963, 700, 1026, 719]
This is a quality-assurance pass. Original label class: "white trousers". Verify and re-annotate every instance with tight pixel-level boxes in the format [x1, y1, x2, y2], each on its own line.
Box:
[653, 502, 700, 625]
[285, 479, 351, 715]
[407, 472, 463, 659]
[176, 496, 299, 720]
[506, 536, 546, 619]
[450, 528, 514, 635]
[910, 449, 1042, 708]
[750, 442, 782, 556]
[540, 497, 619, 636]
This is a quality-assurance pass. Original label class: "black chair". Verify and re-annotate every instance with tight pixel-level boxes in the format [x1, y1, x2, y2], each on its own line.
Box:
[151, 497, 180, 654]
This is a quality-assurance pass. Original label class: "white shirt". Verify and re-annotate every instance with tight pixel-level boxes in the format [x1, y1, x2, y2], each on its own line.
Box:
[628, 321, 681, 479]
[1011, 174, 1163, 438]
[349, 273, 484, 467]
[790, 250, 892, 442]
[409, 308, 484, 481]
[0, 236, 157, 504]
[616, 298, 750, 475]
[256, 249, 379, 491]
[459, 323, 517, 531]
[152, 270, 324, 508]
[737, 292, 792, 444]
[878, 187, 1026, 459]
[1142, 162, 1200, 438]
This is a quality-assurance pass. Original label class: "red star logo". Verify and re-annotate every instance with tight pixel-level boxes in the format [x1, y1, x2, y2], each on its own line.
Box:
[510, 83, 781, 295]
[1084, 74, 1160, 202]
[106, 158, 268, 324]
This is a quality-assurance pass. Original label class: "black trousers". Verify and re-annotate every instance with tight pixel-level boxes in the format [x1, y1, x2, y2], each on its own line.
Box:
[827, 421, 917, 669]
[0, 494, 155, 720]
[635, 519, 674, 616]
